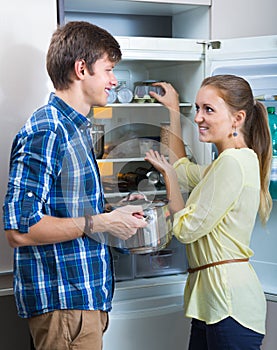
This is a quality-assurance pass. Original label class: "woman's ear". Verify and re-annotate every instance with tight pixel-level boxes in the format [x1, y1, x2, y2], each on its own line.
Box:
[234, 110, 246, 128]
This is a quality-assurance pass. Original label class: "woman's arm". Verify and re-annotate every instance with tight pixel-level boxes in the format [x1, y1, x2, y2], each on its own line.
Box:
[145, 150, 185, 214]
[149, 82, 186, 163]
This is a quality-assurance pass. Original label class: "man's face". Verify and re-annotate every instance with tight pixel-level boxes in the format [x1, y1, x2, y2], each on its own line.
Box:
[84, 54, 118, 107]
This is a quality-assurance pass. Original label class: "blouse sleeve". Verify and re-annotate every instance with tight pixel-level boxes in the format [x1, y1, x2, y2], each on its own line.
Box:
[174, 157, 209, 192]
[173, 153, 244, 243]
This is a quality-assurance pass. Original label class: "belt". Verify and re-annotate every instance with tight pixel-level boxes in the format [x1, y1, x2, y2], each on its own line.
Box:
[187, 258, 249, 274]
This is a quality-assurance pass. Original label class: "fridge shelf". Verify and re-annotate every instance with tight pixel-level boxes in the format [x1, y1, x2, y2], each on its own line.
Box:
[104, 189, 167, 199]
[106, 102, 192, 108]
[98, 157, 147, 163]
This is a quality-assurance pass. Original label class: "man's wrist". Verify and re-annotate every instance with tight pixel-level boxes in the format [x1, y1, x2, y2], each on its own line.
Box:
[84, 215, 94, 236]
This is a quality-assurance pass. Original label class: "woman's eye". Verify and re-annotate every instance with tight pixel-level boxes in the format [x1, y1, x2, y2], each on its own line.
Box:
[206, 106, 214, 113]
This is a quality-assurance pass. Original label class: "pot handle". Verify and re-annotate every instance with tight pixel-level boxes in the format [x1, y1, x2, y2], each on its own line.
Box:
[126, 191, 149, 202]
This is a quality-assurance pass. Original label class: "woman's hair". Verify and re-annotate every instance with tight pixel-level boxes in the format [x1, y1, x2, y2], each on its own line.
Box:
[201, 74, 272, 224]
[46, 21, 122, 90]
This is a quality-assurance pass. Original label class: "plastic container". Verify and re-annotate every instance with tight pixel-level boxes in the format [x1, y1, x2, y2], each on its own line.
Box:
[134, 236, 187, 278]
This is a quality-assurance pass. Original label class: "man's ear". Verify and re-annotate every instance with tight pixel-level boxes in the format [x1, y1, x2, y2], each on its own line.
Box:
[75, 59, 86, 79]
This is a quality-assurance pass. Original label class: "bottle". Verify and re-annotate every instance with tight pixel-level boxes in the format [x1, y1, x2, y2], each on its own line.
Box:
[267, 107, 277, 199]
[267, 107, 277, 156]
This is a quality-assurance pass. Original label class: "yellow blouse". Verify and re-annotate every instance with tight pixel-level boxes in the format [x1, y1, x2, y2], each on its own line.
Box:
[173, 148, 266, 334]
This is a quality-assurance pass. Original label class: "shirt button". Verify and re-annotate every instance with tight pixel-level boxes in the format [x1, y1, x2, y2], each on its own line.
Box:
[27, 192, 33, 197]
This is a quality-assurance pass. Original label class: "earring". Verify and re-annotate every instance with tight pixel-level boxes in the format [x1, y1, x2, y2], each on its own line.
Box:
[233, 126, 238, 137]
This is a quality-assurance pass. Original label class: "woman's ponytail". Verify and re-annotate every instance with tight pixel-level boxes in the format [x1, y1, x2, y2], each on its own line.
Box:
[244, 101, 272, 224]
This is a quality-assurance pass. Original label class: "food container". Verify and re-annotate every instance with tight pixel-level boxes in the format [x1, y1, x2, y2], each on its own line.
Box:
[103, 195, 173, 254]
[91, 124, 105, 159]
[134, 80, 164, 103]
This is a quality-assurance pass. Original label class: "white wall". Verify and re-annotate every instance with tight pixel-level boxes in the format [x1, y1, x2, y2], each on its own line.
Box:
[0, 0, 57, 273]
[211, 0, 277, 39]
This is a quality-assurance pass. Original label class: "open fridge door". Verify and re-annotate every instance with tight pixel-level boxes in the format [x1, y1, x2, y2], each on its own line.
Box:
[206, 35, 277, 296]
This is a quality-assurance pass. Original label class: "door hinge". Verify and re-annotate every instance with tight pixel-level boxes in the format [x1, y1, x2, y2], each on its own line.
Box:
[197, 40, 221, 50]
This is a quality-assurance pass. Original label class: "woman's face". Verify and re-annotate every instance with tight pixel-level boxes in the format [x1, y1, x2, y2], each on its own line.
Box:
[194, 85, 235, 153]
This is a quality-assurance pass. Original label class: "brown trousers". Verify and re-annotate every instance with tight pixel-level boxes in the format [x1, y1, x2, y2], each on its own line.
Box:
[28, 310, 109, 350]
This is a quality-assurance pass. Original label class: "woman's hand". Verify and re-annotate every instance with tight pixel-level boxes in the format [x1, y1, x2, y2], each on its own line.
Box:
[149, 82, 180, 111]
[145, 150, 184, 214]
[145, 149, 174, 176]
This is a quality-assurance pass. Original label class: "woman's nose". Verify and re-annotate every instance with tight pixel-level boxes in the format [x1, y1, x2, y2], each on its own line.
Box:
[194, 112, 203, 123]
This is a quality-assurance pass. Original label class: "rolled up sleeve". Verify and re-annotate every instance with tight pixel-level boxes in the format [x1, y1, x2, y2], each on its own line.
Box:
[3, 130, 60, 233]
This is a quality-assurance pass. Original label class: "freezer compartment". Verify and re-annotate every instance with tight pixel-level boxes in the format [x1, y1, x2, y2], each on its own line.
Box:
[135, 237, 188, 278]
[62, 0, 210, 39]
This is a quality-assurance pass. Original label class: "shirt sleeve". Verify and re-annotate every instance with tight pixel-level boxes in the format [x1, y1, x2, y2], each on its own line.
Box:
[3, 130, 61, 233]
[173, 153, 244, 243]
[174, 157, 209, 192]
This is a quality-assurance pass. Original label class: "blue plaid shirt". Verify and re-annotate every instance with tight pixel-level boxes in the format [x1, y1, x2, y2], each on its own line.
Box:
[3, 93, 113, 318]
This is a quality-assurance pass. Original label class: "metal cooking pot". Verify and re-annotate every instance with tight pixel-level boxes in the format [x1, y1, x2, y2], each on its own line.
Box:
[106, 195, 173, 254]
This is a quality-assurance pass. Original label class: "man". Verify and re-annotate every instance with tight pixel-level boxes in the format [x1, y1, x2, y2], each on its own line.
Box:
[3, 21, 146, 350]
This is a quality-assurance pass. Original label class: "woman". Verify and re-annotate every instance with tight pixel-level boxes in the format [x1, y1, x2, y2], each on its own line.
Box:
[146, 75, 272, 350]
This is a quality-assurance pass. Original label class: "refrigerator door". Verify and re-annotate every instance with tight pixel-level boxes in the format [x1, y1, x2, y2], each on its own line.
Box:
[206, 35, 277, 100]
[206, 35, 277, 296]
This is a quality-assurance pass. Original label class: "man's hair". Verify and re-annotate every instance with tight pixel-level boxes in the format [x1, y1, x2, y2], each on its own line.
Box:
[46, 21, 122, 90]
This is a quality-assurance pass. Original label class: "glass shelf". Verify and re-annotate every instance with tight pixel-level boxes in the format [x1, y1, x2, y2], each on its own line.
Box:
[105, 102, 192, 108]
[104, 189, 167, 199]
[98, 157, 145, 163]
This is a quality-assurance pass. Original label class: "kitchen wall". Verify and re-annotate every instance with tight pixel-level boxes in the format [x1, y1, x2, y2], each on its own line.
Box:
[211, 0, 277, 39]
[0, 0, 56, 276]
[0, 1, 57, 348]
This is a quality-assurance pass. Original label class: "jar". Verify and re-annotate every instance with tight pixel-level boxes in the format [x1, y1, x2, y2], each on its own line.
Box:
[116, 81, 133, 103]
[91, 124, 105, 159]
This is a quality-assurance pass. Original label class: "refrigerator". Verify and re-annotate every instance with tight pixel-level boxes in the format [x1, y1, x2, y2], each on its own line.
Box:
[0, 1, 277, 348]
[94, 35, 277, 350]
